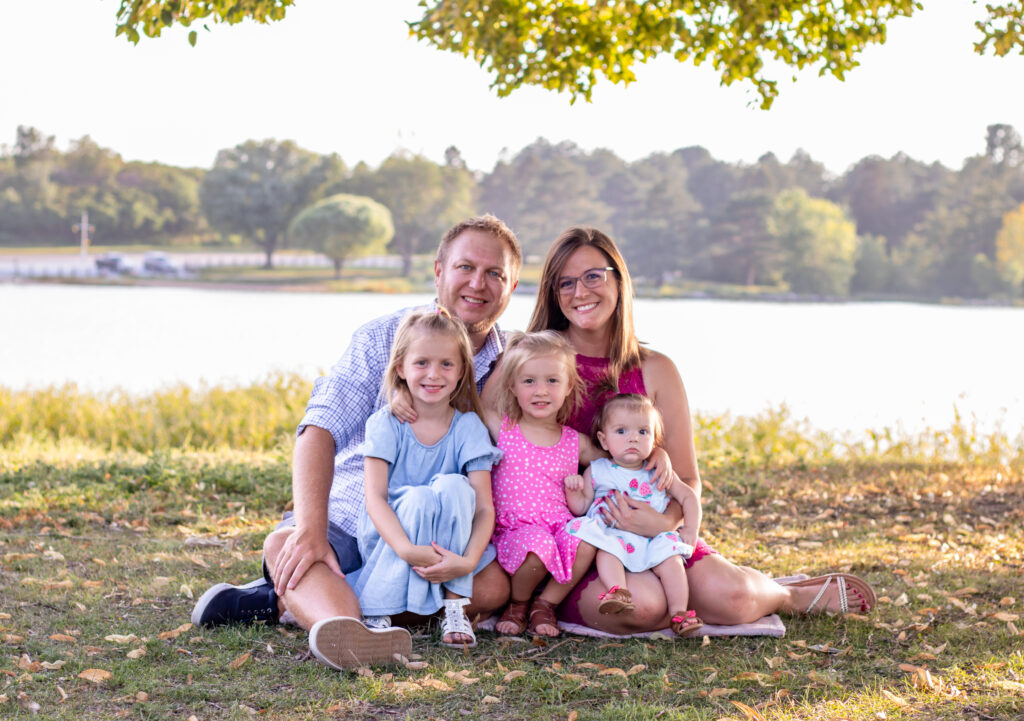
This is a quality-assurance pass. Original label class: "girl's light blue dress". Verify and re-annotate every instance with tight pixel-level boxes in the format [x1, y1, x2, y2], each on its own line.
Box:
[348, 407, 502, 616]
[566, 458, 692, 573]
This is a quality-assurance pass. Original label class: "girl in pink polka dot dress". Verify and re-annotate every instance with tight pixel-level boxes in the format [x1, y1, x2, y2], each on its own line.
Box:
[480, 332, 672, 638]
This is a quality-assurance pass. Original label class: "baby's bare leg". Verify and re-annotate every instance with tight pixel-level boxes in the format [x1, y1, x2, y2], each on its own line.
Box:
[596, 550, 628, 592]
[651, 555, 689, 613]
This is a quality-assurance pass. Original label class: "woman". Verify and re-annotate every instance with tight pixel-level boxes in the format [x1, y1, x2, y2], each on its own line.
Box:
[524, 227, 874, 634]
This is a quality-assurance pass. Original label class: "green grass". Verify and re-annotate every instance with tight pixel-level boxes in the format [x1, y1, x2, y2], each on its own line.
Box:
[2, 382, 1023, 719]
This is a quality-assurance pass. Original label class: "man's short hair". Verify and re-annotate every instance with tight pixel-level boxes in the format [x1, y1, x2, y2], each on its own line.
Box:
[437, 214, 523, 274]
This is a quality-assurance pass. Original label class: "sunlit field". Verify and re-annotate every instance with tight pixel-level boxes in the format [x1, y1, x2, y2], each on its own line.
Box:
[2, 380, 1022, 719]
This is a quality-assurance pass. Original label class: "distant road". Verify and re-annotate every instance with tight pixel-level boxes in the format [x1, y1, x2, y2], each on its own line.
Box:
[0, 251, 400, 278]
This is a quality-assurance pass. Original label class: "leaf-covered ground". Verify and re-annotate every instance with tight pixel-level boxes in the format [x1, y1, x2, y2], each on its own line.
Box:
[2, 443, 1023, 720]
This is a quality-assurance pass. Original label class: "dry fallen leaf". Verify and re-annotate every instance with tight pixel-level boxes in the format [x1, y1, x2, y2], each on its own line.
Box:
[568, 712, 578, 721]
[999, 597, 1016, 606]
[503, 670, 526, 682]
[105, 634, 137, 644]
[626, 664, 646, 676]
[994, 680, 1024, 692]
[158, 623, 192, 640]
[49, 633, 76, 644]
[228, 651, 251, 669]
[730, 700, 767, 721]
[135, 692, 149, 702]
[482, 696, 500, 704]
[127, 648, 146, 659]
[992, 612, 1019, 622]
[78, 668, 112, 683]
[709, 687, 738, 698]
[599, 667, 628, 677]
[881, 689, 908, 706]
[404, 661, 429, 670]
[40, 660, 66, 670]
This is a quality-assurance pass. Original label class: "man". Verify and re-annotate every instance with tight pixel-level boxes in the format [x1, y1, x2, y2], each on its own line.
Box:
[191, 215, 521, 668]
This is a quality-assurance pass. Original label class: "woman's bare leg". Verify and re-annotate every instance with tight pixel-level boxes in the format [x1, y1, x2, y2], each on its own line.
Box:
[574, 569, 669, 634]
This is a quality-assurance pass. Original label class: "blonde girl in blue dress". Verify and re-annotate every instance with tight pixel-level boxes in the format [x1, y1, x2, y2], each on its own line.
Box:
[350, 308, 501, 649]
[566, 393, 705, 636]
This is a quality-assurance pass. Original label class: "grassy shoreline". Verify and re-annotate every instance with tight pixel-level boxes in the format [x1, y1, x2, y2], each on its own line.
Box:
[2, 382, 1023, 719]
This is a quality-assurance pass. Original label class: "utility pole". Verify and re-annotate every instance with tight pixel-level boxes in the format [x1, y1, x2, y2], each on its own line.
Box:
[72, 209, 95, 257]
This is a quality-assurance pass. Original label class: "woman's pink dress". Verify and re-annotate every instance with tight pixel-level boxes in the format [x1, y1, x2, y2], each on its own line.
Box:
[490, 421, 581, 583]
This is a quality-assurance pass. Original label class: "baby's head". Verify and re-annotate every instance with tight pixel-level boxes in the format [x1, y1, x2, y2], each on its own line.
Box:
[494, 331, 580, 425]
[594, 393, 663, 466]
[385, 307, 480, 414]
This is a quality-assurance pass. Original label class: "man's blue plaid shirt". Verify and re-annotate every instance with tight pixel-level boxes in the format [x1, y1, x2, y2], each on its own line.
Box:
[297, 303, 505, 536]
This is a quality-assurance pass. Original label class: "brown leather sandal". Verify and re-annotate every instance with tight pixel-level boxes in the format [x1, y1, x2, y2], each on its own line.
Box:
[528, 598, 560, 637]
[597, 585, 635, 615]
[670, 609, 704, 637]
[496, 600, 529, 635]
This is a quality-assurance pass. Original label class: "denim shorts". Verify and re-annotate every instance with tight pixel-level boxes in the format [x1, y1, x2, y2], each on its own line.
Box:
[261, 511, 362, 583]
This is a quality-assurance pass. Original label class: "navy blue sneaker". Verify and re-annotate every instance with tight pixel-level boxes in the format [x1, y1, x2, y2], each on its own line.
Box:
[191, 578, 279, 627]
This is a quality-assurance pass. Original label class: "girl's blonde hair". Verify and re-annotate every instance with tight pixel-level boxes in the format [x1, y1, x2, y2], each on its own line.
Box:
[494, 331, 581, 425]
[384, 307, 483, 417]
[594, 393, 664, 447]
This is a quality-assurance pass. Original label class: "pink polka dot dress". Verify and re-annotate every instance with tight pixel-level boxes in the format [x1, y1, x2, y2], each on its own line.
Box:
[491, 420, 581, 584]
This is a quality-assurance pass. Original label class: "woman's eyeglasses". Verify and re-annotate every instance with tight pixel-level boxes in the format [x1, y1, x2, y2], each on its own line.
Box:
[556, 267, 615, 295]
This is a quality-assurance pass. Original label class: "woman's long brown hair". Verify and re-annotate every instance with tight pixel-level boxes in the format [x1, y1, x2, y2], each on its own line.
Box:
[526, 227, 645, 393]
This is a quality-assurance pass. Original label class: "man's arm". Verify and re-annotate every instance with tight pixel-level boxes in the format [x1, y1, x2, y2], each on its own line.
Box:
[270, 426, 346, 594]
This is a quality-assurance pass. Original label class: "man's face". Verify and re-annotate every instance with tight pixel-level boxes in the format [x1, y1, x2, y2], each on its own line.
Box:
[434, 229, 518, 335]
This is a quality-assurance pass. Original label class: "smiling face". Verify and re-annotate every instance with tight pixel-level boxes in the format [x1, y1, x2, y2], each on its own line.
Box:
[596, 405, 656, 469]
[555, 245, 620, 335]
[512, 354, 573, 423]
[434, 228, 517, 339]
[397, 329, 464, 409]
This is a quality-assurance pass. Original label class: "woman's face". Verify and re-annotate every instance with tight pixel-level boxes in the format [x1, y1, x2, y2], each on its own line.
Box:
[555, 245, 619, 333]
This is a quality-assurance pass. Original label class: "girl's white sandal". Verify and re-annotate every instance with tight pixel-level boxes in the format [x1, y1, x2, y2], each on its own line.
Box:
[440, 597, 476, 648]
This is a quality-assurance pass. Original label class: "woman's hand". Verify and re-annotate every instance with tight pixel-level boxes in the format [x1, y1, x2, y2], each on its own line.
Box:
[389, 388, 417, 423]
[645, 446, 674, 488]
[412, 542, 473, 584]
[601, 490, 680, 537]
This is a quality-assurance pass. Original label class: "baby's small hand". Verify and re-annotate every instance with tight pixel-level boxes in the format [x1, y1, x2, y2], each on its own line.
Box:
[656, 471, 677, 492]
[564, 474, 585, 492]
[678, 526, 698, 549]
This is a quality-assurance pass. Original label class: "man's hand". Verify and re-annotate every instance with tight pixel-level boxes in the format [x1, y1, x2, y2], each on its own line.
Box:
[390, 387, 417, 423]
[600, 490, 676, 537]
[271, 526, 345, 596]
[564, 474, 585, 492]
[412, 542, 472, 584]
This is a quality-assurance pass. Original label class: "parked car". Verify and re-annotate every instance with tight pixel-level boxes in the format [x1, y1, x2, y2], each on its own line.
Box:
[95, 252, 129, 274]
[142, 251, 179, 275]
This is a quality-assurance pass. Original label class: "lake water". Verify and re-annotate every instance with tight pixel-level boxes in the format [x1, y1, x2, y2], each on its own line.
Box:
[2, 283, 1022, 435]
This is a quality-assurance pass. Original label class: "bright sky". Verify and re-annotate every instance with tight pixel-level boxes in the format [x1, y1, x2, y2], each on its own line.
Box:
[2, 0, 1022, 176]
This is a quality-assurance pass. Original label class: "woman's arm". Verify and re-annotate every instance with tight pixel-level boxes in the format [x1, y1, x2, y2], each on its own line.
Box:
[578, 433, 608, 466]
[364, 457, 441, 568]
[642, 350, 702, 498]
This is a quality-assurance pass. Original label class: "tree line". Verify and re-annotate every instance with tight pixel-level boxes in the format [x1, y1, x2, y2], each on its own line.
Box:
[2, 124, 1023, 299]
